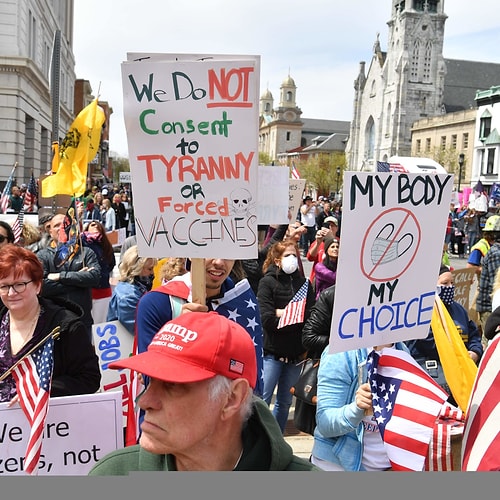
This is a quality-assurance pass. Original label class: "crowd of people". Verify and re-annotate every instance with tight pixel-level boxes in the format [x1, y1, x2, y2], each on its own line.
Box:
[1, 188, 499, 473]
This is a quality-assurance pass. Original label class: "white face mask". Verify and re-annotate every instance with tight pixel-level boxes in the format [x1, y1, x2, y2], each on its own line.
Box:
[281, 254, 298, 274]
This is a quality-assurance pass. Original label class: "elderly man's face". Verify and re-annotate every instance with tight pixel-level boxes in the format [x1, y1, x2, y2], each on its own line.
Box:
[328, 222, 338, 237]
[138, 377, 224, 460]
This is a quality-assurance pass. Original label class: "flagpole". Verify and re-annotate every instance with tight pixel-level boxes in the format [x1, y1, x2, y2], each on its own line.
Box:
[0, 326, 61, 382]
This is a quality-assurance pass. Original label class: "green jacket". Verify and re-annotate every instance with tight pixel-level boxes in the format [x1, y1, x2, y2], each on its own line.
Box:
[89, 397, 320, 474]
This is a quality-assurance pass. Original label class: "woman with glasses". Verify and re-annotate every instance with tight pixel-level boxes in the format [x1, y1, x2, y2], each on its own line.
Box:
[81, 221, 116, 324]
[0, 221, 14, 248]
[0, 244, 101, 403]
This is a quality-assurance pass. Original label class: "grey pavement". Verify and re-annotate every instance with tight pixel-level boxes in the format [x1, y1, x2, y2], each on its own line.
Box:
[282, 251, 472, 460]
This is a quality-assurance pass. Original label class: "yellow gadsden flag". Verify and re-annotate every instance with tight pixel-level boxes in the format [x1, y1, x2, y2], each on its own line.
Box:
[430, 296, 478, 412]
[42, 99, 105, 197]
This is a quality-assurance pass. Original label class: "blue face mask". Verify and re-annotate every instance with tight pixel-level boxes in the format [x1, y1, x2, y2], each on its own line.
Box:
[437, 284, 455, 306]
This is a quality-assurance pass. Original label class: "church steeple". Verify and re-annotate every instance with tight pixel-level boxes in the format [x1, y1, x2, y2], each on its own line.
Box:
[279, 73, 297, 108]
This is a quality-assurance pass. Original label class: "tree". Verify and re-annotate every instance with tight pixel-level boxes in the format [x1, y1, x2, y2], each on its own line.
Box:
[296, 152, 346, 198]
[110, 156, 130, 184]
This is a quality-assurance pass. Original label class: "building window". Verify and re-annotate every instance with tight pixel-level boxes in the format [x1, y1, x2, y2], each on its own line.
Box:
[416, 139, 421, 153]
[440, 136, 446, 149]
[462, 133, 469, 149]
[286, 91, 293, 102]
[28, 10, 36, 59]
[480, 112, 492, 140]
[286, 131, 291, 141]
[426, 137, 431, 152]
[451, 134, 457, 150]
[487, 148, 495, 175]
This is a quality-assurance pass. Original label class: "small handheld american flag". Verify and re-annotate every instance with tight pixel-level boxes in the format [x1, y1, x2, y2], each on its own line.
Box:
[277, 281, 309, 329]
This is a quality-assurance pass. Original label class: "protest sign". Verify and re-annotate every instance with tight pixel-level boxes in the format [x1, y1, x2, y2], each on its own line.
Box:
[329, 171, 454, 353]
[452, 267, 476, 312]
[289, 179, 307, 221]
[92, 320, 134, 426]
[257, 165, 290, 224]
[0, 391, 122, 475]
[121, 53, 260, 260]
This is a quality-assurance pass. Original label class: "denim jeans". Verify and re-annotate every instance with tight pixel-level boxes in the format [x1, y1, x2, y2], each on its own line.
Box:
[262, 355, 302, 433]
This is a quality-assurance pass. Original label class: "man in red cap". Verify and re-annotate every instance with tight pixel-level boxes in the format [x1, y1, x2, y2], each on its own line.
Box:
[89, 311, 318, 474]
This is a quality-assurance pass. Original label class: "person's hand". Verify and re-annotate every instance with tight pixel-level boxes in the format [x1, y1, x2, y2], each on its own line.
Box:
[315, 227, 329, 242]
[80, 266, 94, 272]
[47, 273, 60, 281]
[181, 302, 209, 314]
[355, 382, 373, 415]
[7, 395, 19, 408]
[468, 350, 480, 364]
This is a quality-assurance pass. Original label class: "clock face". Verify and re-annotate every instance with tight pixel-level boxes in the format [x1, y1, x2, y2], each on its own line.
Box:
[284, 110, 296, 121]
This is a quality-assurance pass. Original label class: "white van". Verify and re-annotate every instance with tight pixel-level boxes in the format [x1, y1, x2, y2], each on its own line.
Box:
[386, 156, 448, 174]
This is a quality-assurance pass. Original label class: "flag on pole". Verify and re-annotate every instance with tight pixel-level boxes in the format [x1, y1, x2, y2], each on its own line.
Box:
[12, 336, 55, 475]
[430, 295, 477, 412]
[23, 172, 38, 212]
[11, 206, 25, 244]
[54, 199, 81, 268]
[291, 161, 301, 180]
[367, 347, 449, 471]
[461, 333, 500, 471]
[277, 280, 309, 329]
[0, 163, 17, 214]
[376, 161, 390, 172]
[42, 99, 105, 197]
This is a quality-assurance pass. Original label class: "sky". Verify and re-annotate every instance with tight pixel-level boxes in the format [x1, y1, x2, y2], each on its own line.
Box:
[73, 0, 500, 158]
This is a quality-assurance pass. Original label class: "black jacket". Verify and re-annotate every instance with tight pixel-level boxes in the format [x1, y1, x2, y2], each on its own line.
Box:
[302, 284, 335, 359]
[257, 263, 315, 359]
[1, 296, 101, 397]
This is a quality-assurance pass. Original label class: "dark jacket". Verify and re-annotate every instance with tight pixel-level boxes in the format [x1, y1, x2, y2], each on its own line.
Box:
[1, 296, 101, 398]
[36, 244, 101, 333]
[257, 263, 315, 360]
[88, 396, 320, 474]
[302, 284, 335, 359]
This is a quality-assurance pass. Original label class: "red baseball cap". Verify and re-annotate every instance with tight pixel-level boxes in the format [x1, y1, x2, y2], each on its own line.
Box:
[109, 311, 257, 388]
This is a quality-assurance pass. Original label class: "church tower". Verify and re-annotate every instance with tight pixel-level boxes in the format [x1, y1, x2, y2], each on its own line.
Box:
[347, 0, 447, 170]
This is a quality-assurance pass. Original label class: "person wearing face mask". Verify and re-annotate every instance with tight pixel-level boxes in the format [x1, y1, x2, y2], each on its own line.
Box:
[257, 239, 316, 433]
[106, 245, 157, 335]
[406, 264, 483, 399]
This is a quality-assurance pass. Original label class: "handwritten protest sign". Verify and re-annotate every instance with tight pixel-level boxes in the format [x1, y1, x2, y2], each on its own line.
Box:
[289, 179, 307, 221]
[329, 171, 454, 353]
[92, 320, 134, 426]
[452, 267, 476, 313]
[257, 165, 290, 224]
[121, 53, 261, 260]
[0, 391, 122, 475]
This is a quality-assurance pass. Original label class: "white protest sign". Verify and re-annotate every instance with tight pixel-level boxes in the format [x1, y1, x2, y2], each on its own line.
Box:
[121, 54, 261, 259]
[289, 179, 306, 220]
[0, 391, 122, 475]
[329, 171, 454, 353]
[92, 320, 135, 427]
[119, 171, 132, 183]
[257, 165, 290, 224]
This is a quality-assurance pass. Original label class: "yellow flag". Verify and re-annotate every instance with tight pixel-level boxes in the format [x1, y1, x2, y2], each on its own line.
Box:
[42, 99, 105, 197]
[430, 296, 478, 412]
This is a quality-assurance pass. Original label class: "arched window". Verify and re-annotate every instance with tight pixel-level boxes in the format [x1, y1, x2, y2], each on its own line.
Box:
[365, 116, 375, 159]
[411, 39, 420, 80]
[386, 102, 392, 137]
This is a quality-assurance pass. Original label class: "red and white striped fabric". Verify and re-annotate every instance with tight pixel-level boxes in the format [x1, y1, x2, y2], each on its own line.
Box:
[461, 334, 500, 471]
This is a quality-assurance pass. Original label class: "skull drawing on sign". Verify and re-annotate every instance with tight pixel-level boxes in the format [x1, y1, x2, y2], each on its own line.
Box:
[230, 188, 253, 216]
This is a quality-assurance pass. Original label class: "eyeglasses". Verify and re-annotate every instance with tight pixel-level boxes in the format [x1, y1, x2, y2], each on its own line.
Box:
[0, 235, 8, 243]
[0, 280, 33, 295]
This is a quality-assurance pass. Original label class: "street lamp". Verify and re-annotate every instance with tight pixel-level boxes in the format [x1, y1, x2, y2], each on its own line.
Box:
[336, 167, 341, 197]
[457, 153, 465, 192]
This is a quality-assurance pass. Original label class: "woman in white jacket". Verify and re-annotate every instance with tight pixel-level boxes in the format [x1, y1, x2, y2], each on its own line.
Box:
[102, 198, 116, 232]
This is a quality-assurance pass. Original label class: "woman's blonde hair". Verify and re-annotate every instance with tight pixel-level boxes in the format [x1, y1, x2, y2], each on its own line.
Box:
[119, 245, 157, 283]
[159, 257, 188, 283]
[21, 220, 42, 246]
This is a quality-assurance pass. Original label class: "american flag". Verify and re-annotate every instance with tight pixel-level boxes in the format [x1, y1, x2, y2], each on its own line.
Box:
[291, 161, 301, 180]
[11, 205, 25, 243]
[377, 161, 391, 172]
[23, 172, 38, 212]
[12, 336, 54, 475]
[0, 164, 17, 214]
[461, 334, 500, 471]
[277, 280, 309, 330]
[367, 347, 449, 471]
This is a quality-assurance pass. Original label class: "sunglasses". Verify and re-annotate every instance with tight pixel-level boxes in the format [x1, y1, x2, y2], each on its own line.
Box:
[0, 235, 9, 243]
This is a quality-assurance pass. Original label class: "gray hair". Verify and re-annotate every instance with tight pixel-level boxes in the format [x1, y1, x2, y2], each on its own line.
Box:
[208, 375, 254, 423]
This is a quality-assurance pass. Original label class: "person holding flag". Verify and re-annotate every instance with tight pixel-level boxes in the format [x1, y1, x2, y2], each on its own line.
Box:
[0, 245, 101, 474]
[311, 341, 411, 471]
[257, 239, 315, 433]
